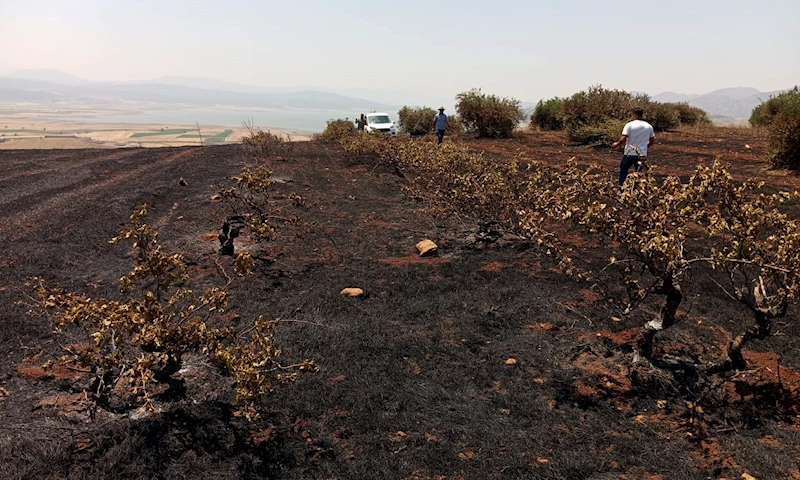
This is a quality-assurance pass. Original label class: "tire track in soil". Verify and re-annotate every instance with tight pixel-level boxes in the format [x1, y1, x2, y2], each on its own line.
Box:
[0, 149, 202, 240]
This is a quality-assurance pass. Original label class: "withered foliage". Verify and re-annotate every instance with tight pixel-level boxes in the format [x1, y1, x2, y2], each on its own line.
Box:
[332, 130, 800, 373]
[33, 205, 314, 420]
[220, 164, 279, 243]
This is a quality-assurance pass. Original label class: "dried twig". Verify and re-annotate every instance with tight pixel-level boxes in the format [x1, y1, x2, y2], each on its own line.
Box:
[555, 301, 593, 326]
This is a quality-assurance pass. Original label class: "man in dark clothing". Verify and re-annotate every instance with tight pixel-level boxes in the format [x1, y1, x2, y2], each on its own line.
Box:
[356, 114, 367, 131]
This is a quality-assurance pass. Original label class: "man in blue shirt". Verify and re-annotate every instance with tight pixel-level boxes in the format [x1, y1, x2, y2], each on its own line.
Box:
[433, 107, 447, 146]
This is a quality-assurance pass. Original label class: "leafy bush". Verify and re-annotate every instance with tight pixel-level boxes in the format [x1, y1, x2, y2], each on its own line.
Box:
[530, 97, 565, 131]
[398, 106, 436, 136]
[766, 88, 800, 169]
[674, 103, 710, 126]
[567, 119, 627, 147]
[561, 86, 641, 129]
[560, 86, 709, 144]
[241, 122, 290, 158]
[445, 115, 464, 136]
[750, 87, 799, 127]
[455, 89, 524, 138]
[643, 102, 681, 132]
[315, 118, 356, 143]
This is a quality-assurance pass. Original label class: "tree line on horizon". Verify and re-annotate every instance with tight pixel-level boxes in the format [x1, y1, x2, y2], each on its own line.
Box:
[386, 84, 799, 170]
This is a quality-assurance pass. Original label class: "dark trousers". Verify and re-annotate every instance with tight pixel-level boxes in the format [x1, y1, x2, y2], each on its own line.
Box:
[436, 129, 445, 145]
[619, 155, 644, 186]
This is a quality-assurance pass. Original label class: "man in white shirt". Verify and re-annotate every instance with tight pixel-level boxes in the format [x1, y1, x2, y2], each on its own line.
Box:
[611, 108, 655, 186]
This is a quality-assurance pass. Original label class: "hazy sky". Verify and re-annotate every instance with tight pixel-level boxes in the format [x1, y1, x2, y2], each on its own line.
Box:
[1, 0, 798, 102]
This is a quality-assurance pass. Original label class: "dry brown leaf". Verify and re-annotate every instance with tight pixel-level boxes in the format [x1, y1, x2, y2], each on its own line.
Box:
[458, 449, 475, 460]
[388, 431, 407, 442]
[537, 457, 550, 464]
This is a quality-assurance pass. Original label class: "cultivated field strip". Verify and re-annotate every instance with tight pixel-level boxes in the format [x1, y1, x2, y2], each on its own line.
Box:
[0, 148, 138, 189]
[0, 148, 207, 240]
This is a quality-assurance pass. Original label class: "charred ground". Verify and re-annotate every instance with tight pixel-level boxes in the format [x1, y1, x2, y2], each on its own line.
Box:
[0, 129, 798, 479]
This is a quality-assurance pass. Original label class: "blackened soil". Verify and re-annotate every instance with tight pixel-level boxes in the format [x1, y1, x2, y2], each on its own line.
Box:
[0, 133, 798, 480]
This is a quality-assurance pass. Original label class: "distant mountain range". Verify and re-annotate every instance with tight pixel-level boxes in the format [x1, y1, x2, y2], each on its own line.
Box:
[651, 87, 786, 123]
[2, 70, 791, 125]
[0, 69, 397, 112]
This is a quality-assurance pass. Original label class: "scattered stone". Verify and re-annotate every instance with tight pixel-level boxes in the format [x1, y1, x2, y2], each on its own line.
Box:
[340, 288, 364, 297]
[745, 144, 751, 149]
[505, 358, 518, 365]
[416, 239, 438, 257]
[178, 177, 188, 186]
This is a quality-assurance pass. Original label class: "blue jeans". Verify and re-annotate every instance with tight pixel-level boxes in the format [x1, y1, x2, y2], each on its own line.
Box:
[436, 129, 445, 145]
[619, 155, 644, 186]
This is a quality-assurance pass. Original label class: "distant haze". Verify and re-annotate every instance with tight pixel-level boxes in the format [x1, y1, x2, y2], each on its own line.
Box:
[652, 87, 787, 123]
[0, 69, 786, 128]
[1, 0, 797, 105]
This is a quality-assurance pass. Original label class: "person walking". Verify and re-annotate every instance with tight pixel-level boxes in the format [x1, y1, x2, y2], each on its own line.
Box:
[433, 107, 447, 146]
[356, 114, 367, 131]
[612, 108, 655, 187]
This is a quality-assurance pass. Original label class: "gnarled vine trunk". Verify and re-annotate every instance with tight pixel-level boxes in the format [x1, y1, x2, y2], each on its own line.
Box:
[705, 312, 772, 374]
[636, 274, 682, 361]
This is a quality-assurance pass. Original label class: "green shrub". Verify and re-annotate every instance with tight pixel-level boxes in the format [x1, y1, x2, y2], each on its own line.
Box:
[531, 97, 565, 131]
[750, 87, 799, 127]
[674, 103, 710, 126]
[315, 118, 356, 142]
[446, 115, 465, 136]
[561, 85, 640, 129]
[643, 102, 681, 132]
[568, 119, 627, 147]
[398, 106, 436, 136]
[561, 85, 708, 144]
[766, 88, 800, 169]
[455, 89, 524, 138]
